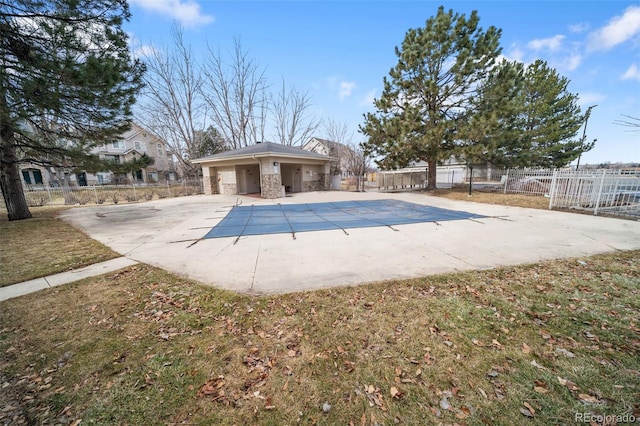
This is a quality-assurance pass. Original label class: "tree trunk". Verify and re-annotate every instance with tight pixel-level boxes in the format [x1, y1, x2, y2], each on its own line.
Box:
[426, 158, 437, 190]
[0, 133, 32, 221]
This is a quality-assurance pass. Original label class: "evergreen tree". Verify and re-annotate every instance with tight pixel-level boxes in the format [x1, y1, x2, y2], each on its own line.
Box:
[462, 59, 591, 168]
[193, 126, 227, 159]
[360, 6, 502, 189]
[0, 0, 144, 220]
[518, 60, 586, 168]
[460, 60, 527, 168]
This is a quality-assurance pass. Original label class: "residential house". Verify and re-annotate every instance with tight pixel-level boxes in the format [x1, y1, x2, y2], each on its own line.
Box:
[302, 137, 351, 177]
[19, 123, 175, 187]
[90, 123, 175, 185]
[302, 137, 353, 189]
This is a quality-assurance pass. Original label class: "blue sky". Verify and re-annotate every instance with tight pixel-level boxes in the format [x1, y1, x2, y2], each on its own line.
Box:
[125, 1, 640, 165]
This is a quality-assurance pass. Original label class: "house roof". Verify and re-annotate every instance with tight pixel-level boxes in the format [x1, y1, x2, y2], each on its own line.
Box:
[304, 137, 348, 151]
[192, 141, 333, 163]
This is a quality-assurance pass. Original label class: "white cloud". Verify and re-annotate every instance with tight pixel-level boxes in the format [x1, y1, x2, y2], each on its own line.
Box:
[133, 44, 157, 59]
[578, 92, 606, 107]
[129, 0, 214, 27]
[339, 81, 356, 100]
[569, 22, 590, 34]
[528, 35, 565, 51]
[621, 64, 640, 81]
[587, 5, 640, 51]
[359, 89, 376, 107]
[503, 45, 525, 63]
[564, 54, 582, 71]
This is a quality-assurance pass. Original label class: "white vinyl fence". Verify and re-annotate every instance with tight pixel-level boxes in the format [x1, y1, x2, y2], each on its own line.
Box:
[16, 180, 204, 208]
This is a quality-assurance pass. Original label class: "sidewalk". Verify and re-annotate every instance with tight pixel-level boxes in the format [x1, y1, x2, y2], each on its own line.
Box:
[0, 257, 138, 302]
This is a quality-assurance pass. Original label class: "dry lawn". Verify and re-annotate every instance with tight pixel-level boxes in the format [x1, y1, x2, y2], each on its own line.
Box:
[431, 187, 551, 210]
[1, 252, 639, 425]
[0, 207, 119, 287]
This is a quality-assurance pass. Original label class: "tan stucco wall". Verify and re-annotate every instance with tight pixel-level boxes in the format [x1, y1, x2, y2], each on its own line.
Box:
[197, 155, 330, 197]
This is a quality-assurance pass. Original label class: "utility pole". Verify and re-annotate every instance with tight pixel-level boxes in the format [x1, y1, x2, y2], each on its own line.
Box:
[576, 105, 597, 170]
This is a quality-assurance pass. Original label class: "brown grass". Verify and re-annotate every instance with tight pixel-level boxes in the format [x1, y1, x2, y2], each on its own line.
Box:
[0, 207, 120, 287]
[1, 252, 639, 425]
[431, 187, 550, 210]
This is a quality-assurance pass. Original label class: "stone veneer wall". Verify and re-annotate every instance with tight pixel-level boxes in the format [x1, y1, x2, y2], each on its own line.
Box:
[220, 183, 237, 195]
[203, 175, 219, 194]
[261, 173, 282, 198]
[302, 173, 330, 192]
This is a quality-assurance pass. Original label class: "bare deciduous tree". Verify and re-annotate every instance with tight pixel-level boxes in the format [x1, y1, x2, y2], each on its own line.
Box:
[271, 79, 319, 146]
[345, 142, 371, 192]
[136, 25, 206, 178]
[322, 118, 353, 145]
[320, 118, 354, 176]
[201, 39, 269, 149]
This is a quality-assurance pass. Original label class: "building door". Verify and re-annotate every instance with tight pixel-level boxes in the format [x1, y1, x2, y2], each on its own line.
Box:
[236, 165, 260, 194]
[281, 164, 293, 192]
[76, 172, 87, 187]
[281, 165, 302, 192]
[292, 166, 302, 192]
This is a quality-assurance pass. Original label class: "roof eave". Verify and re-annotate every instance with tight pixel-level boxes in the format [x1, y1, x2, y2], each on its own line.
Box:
[192, 152, 334, 163]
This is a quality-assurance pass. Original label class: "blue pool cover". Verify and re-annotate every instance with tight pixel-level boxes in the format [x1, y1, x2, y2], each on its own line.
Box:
[203, 199, 485, 239]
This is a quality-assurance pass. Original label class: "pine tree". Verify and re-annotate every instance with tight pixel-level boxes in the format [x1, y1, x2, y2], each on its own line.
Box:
[0, 0, 144, 220]
[359, 6, 502, 189]
[519, 60, 586, 168]
[461, 59, 590, 168]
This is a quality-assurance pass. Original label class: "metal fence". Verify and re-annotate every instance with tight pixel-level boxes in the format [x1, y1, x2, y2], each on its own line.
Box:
[500, 168, 556, 195]
[17, 180, 204, 208]
[495, 168, 639, 219]
[379, 166, 639, 219]
[548, 169, 640, 218]
[378, 168, 428, 191]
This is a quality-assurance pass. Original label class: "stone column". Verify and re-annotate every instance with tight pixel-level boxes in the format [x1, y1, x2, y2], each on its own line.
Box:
[261, 173, 283, 198]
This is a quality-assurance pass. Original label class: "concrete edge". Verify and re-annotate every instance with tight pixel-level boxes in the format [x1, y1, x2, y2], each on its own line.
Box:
[0, 257, 139, 302]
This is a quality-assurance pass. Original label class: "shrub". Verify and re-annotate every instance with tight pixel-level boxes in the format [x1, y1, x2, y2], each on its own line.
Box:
[25, 192, 49, 207]
[124, 191, 136, 202]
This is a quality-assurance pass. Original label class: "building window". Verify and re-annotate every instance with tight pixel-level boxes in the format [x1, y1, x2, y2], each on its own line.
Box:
[134, 141, 142, 150]
[22, 169, 43, 185]
[112, 140, 125, 149]
[156, 143, 164, 157]
[104, 155, 120, 164]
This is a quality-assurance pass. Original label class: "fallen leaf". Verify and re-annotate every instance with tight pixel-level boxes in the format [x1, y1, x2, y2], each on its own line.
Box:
[520, 407, 535, 418]
[522, 342, 531, 354]
[555, 348, 576, 358]
[439, 396, 451, 411]
[390, 386, 403, 399]
[557, 376, 579, 391]
[530, 360, 546, 370]
[578, 393, 599, 404]
[533, 380, 549, 394]
[523, 402, 536, 415]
